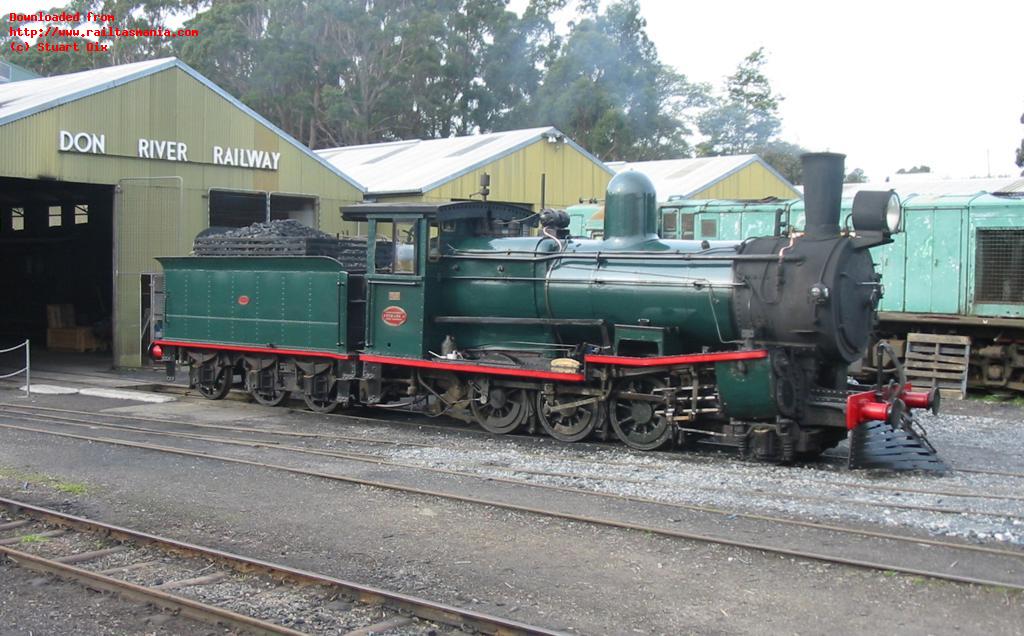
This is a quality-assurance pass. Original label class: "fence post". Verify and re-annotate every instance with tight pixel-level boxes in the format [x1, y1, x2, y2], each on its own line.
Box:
[24, 339, 30, 399]
[0, 339, 30, 398]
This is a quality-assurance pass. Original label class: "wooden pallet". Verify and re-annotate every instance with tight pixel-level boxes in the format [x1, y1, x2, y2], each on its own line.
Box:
[903, 333, 971, 399]
[47, 327, 104, 353]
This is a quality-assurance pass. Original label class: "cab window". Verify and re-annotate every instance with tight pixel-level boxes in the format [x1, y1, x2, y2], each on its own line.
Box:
[376, 219, 419, 275]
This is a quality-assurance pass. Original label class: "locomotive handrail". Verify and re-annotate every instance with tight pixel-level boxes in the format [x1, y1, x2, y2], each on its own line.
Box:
[0, 339, 30, 398]
[445, 250, 804, 262]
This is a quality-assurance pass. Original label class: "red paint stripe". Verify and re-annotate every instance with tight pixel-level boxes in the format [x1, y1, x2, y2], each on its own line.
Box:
[584, 349, 769, 368]
[153, 340, 352, 361]
[359, 354, 585, 382]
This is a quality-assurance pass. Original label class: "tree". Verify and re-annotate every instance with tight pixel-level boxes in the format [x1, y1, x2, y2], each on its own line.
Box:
[697, 47, 782, 157]
[1017, 110, 1024, 175]
[1, 0, 187, 75]
[845, 168, 868, 184]
[524, 0, 707, 160]
[751, 140, 808, 185]
[896, 165, 931, 174]
[176, 0, 561, 148]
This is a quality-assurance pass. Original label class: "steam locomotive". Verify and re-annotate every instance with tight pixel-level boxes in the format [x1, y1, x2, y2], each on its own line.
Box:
[153, 153, 945, 470]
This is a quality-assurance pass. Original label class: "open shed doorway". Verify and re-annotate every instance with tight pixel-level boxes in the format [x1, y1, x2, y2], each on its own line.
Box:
[0, 177, 114, 357]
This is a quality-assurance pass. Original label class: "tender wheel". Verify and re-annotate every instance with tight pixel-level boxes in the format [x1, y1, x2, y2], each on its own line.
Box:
[245, 362, 289, 407]
[197, 366, 232, 400]
[250, 386, 289, 407]
[536, 392, 604, 442]
[304, 374, 341, 413]
[610, 377, 672, 450]
[471, 385, 531, 434]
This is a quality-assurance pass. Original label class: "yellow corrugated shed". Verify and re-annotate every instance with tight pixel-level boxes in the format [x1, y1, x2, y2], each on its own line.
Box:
[317, 127, 613, 210]
[0, 58, 364, 366]
[608, 155, 800, 201]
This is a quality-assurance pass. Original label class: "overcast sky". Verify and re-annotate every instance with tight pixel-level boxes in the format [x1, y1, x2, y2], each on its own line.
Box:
[7, 0, 1023, 181]
[640, 0, 1022, 181]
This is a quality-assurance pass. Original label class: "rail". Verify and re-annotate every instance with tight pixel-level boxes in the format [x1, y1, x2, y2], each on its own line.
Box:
[0, 340, 29, 398]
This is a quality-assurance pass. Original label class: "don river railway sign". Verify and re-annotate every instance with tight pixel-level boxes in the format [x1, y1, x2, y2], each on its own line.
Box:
[57, 129, 282, 170]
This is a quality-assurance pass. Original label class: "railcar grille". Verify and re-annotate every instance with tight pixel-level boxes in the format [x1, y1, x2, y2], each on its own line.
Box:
[975, 229, 1024, 304]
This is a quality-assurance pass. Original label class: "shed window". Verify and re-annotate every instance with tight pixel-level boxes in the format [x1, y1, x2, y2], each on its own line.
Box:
[11, 207, 24, 231]
[376, 219, 418, 275]
[49, 205, 62, 227]
[700, 219, 718, 239]
[209, 190, 267, 228]
[975, 229, 1024, 304]
[75, 204, 88, 225]
[270, 193, 317, 228]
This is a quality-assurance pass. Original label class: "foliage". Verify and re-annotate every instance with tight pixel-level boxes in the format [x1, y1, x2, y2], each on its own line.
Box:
[751, 140, 808, 185]
[897, 165, 931, 174]
[845, 168, 868, 183]
[3, 0, 756, 164]
[0, 0, 189, 73]
[524, 0, 707, 160]
[1017, 111, 1024, 175]
[696, 47, 781, 157]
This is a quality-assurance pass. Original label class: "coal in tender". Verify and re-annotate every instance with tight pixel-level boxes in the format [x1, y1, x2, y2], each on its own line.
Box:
[192, 220, 389, 271]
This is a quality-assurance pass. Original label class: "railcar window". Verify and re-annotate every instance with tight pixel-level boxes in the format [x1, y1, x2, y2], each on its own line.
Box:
[975, 229, 1024, 304]
[662, 210, 678, 237]
[11, 208, 24, 231]
[701, 219, 718, 239]
[681, 214, 695, 240]
[74, 204, 88, 225]
[48, 205, 62, 228]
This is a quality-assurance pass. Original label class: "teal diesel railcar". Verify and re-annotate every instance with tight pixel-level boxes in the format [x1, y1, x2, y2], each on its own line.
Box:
[644, 193, 1024, 393]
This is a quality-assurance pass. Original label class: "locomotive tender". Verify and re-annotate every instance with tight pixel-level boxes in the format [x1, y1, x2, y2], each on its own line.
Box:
[153, 152, 943, 469]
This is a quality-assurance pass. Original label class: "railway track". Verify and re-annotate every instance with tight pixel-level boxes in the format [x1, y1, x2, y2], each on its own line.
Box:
[4, 402, 1023, 509]
[9, 377, 1024, 480]
[1, 405, 1023, 591]
[0, 496, 559, 635]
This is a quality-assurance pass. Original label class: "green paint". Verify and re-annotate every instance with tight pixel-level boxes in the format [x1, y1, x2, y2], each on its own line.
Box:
[159, 256, 348, 352]
[715, 357, 777, 419]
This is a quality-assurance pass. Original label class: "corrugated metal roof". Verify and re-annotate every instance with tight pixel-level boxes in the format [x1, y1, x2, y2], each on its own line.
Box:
[607, 155, 798, 199]
[317, 127, 613, 195]
[996, 177, 1024, 193]
[0, 57, 364, 191]
[840, 175, 1018, 199]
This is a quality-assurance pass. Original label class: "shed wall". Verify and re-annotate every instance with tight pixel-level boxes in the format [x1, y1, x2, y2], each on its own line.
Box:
[692, 162, 800, 200]
[0, 66, 362, 366]
[376, 139, 611, 209]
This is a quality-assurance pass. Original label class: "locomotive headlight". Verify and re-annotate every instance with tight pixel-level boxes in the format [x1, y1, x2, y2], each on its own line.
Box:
[884, 193, 901, 234]
[852, 190, 901, 236]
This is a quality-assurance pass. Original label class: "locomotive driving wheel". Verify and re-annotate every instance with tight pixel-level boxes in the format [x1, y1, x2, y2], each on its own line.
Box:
[610, 376, 673, 450]
[470, 384, 531, 434]
[536, 392, 604, 442]
[195, 364, 232, 400]
[249, 384, 289, 407]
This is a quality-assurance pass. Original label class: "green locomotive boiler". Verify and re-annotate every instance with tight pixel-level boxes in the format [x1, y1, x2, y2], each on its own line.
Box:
[154, 153, 943, 470]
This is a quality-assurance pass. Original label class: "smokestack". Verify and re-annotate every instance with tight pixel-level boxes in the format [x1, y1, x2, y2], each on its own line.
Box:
[801, 152, 845, 239]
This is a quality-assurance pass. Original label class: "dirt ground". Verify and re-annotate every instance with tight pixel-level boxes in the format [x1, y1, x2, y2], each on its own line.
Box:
[0, 380, 1022, 635]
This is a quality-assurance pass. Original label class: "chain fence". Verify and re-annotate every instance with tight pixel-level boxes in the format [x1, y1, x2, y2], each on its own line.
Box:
[0, 340, 30, 398]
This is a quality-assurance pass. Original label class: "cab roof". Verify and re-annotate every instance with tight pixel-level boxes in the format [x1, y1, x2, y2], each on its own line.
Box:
[342, 200, 539, 224]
